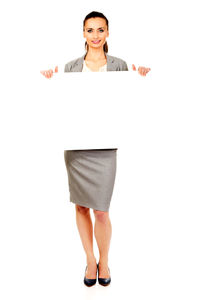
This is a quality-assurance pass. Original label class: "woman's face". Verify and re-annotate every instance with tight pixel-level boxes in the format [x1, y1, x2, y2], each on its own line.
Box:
[83, 17, 109, 50]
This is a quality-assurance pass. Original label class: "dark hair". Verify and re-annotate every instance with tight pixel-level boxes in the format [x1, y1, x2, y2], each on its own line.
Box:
[83, 11, 109, 53]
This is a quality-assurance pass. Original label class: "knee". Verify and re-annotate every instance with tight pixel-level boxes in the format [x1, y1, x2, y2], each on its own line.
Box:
[93, 210, 108, 223]
[75, 205, 90, 215]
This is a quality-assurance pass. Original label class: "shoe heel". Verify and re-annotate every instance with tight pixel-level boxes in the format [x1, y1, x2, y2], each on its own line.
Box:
[84, 265, 98, 287]
[97, 263, 111, 286]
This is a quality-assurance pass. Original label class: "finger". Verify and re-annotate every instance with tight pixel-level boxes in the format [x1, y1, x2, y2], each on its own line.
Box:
[46, 71, 51, 78]
[144, 68, 151, 75]
[55, 66, 58, 73]
[42, 70, 48, 78]
[138, 67, 144, 76]
[40, 70, 46, 76]
[47, 70, 53, 78]
[139, 66, 150, 75]
[143, 68, 147, 76]
[144, 67, 151, 73]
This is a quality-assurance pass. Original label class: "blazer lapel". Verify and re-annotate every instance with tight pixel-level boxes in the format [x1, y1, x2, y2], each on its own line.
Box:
[105, 53, 117, 71]
[72, 52, 117, 72]
[72, 54, 85, 72]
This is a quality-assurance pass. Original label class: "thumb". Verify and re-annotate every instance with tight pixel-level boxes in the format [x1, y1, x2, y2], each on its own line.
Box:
[55, 66, 58, 73]
[132, 64, 136, 71]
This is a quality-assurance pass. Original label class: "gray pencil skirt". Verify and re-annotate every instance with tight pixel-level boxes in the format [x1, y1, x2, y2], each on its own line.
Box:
[64, 149, 117, 211]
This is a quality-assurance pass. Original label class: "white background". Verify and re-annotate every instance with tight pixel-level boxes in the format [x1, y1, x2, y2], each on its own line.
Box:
[0, 0, 200, 299]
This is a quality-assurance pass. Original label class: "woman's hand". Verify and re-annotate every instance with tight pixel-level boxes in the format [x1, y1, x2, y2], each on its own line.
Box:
[132, 64, 151, 76]
[40, 66, 58, 79]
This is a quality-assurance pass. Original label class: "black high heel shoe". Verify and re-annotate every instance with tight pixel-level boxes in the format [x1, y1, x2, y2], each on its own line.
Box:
[97, 263, 111, 286]
[84, 264, 98, 287]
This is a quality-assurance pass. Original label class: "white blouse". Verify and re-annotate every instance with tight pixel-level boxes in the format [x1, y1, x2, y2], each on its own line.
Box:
[82, 60, 107, 72]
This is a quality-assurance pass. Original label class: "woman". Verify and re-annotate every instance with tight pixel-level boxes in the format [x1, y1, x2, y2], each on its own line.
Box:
[40, 11, 150, 287]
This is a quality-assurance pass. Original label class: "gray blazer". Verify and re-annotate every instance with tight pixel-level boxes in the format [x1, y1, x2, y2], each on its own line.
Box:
[64, 52, 128, 72]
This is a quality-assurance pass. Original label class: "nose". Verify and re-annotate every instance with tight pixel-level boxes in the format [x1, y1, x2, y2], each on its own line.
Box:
[92, 30, 99, 39]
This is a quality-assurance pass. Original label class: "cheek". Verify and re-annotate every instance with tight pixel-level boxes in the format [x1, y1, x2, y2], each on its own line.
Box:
[87, 35, 93, 41]
[84, 33, 90, 39]
[101, 33, 108, 40]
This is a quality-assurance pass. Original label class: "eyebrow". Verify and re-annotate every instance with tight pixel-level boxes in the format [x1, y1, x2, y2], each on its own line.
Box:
[86, 27, 105, 30]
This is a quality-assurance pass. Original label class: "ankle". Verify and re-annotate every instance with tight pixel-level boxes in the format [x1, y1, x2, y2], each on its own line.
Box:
[87, 255, 97, 265]
[98, 258, 108, 266]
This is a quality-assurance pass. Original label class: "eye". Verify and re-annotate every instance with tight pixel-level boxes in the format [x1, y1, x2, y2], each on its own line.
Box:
[99, 29, 104, 32]
[87, 29, 92, 33]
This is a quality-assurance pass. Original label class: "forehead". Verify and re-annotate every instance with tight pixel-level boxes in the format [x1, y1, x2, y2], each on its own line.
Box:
[85, 17, 107, 29]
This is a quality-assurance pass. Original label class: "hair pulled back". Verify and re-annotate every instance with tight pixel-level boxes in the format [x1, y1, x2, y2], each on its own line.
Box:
[83, 11, 109, 53]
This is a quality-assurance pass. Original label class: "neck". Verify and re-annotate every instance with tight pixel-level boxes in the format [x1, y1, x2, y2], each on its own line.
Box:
[85, 47, 106, 61]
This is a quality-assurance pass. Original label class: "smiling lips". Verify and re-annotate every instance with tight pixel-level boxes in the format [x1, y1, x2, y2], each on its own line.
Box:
[92, 40, 101, 44]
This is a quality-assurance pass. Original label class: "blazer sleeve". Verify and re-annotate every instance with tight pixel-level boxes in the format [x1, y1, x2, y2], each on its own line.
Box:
[122, 60, 129, 71]
[64, 63, 70, 72]
[64, 57, 80, 72]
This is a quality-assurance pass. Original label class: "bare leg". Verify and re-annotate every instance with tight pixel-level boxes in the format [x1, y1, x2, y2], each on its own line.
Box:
[75, 205, 97, 279]
[93, 210, 112, 278]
